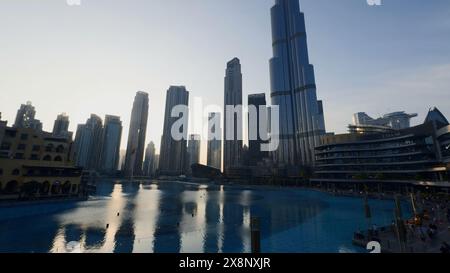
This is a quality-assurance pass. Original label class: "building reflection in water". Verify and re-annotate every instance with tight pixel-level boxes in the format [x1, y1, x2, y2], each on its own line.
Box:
[8, 180, 358, 253]
[131, 183, 161, 253]
[51, 182, 320, 253]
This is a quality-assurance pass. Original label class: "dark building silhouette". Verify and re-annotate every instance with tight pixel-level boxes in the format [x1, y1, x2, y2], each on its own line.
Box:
[223, 58, 243, 174]
[52, 113, 71, 138]
[124, 91, 149, 177]
[73, 114, 103, 170]
[159, 86, 189, 176]
[207, 112, 222, 170]
[248, 93, 269, 166]
[100, 115, 122, 174]
[13, 101, 43, 131]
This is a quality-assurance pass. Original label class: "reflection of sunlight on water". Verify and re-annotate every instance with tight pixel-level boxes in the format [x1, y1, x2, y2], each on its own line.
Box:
[242, 206, 251, 253]
[50, 227, 66, 253]
[51, 183, 126, 253]
[1, 180, 411, 253]
[338, 246, 358, 253]
[132, 183, 160, 253]
[217, 185, 225, 253]
[100, 184, 125, 253]
[180, 186, 208, 253]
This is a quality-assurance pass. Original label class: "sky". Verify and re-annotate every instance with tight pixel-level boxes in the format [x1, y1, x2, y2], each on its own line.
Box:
[1, 0, 450, 164]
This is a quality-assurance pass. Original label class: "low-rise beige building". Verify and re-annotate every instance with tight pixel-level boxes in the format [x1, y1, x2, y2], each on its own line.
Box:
[0, 122, 83, 201]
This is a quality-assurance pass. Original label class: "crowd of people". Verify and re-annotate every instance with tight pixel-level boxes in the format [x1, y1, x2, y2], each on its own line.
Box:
[404, 195, 450, 253]
[355, 192, 450, 253]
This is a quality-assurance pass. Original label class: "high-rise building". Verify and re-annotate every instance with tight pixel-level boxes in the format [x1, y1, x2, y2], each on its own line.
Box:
[269, 0, 326, 167]
[52, 113, 71, 138]
[248, 93, 269, 166]
[13, 101, 43, 131]
[159, 86, 189, 176]
[154, 154, 160, 174]
[124, 91, 149, 177]
[187, 134, 201, 173]
[207, 112, 222, 170]
[73, 114, 103, 170]
[223, 58, 243, 173]
[100, 115, 122, 174]
[119, 149, 126, 171]
[143, 141, 156, 177]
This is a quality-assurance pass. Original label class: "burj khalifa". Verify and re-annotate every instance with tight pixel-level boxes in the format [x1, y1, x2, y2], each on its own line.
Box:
[269, 0, 326, 167]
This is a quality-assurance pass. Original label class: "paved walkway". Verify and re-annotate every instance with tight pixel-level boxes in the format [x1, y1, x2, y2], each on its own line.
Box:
[355, 198, 450, 253]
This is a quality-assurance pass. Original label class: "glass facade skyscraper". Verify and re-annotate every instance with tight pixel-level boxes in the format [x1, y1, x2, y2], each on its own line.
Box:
[223, 58, 243, 173]
[207, 112, 222, 170]
[124, 91, 149, 177]
[270, 0, 326, 167]
[143, 141, 156, 177]
[159, 86, 189, 176]
[52, 113, 70, 138]
[73, 114, 103, 170]
[248, 93, 269, 166]
[100, 115, 122, 174]
[187, 134, 201, 173]
[13, 101, 43, 132]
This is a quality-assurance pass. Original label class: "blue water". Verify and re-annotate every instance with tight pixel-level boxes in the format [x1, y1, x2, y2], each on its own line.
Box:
[0, 180, 411, 253]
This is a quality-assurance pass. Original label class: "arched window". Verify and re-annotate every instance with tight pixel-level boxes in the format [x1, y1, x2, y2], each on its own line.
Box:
[51, 181, 61, 195]
[56, 145, 65, 153]
[40, 181, 50, 195]
[11, 169, 20, 176]
[45, 144, 54, 152]
[62, 181, 71, 194]
[43, 155, 52, 161]
[4, 181, 19, 194]
[54, 156, 63, 162]
[21, 181, 40, 196]
[71, 184, 78, 194]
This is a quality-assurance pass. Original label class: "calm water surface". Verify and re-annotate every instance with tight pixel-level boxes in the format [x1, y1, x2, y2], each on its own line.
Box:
[0, 180, 411, 253]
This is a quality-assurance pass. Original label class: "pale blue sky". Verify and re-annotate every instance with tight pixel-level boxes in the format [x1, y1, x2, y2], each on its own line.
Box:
[1, 0, 449, 161]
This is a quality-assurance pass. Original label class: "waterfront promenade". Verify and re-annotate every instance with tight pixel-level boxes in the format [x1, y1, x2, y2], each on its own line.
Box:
[353, 195, 450, 253]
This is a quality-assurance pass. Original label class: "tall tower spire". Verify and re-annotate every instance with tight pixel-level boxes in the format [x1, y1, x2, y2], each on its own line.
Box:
[270, 0, 326, 167]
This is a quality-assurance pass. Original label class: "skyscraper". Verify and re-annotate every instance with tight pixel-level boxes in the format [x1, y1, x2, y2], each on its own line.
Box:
[207, 112, 222, 170]
[73, 114, 103, 170]
[13, 101, 43, 131]
[100, 115, 122, 174]
[143, 141, 156, 177]
[248, 93, 269, 166]
[187, 134, 201, 173]
[119, 149, 126, 171]
[124, 91, 149, 177]
[269, 0, 326, 166]
[52, 113, 71, 138]
[154, 154, 160, 174]
[159, 86, 189, 176]
[223, 58, 243, 173]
